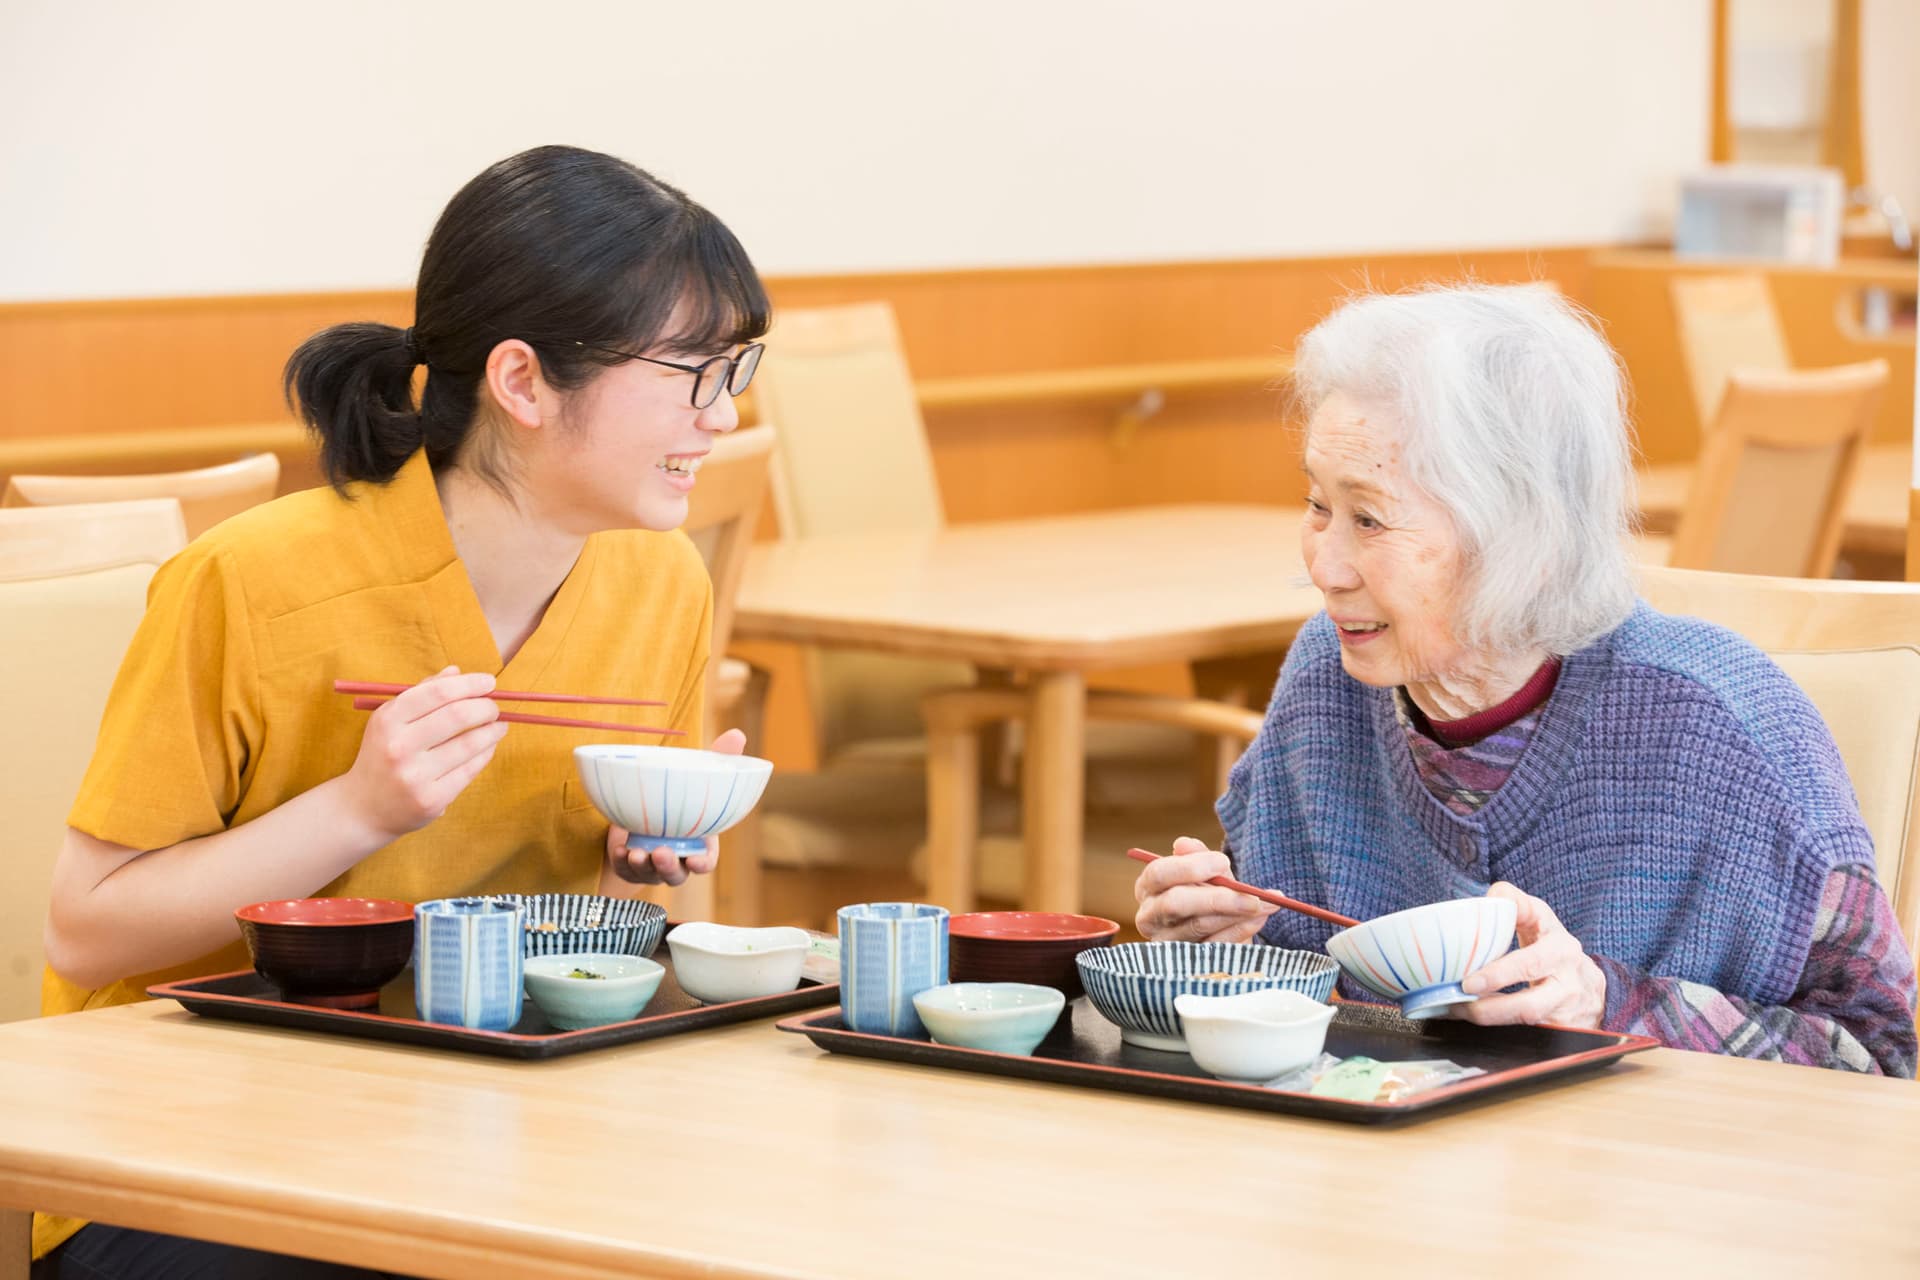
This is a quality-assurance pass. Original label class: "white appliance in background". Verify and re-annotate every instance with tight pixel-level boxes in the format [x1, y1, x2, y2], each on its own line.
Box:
[1675, 165, 1846, 266]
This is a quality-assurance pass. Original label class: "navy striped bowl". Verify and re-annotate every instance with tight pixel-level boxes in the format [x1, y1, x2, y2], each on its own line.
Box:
[1075, 940, 1338, 1051]
[484, 893, 667, 960]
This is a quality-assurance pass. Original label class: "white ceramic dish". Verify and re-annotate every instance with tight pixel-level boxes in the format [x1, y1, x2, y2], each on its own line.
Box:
[665, 922, 810, 1003]
[1172, 987, 1336, 1082]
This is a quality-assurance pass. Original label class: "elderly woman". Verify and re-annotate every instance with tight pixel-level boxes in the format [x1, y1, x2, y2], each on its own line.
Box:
[1135, 284, 1917, 1076]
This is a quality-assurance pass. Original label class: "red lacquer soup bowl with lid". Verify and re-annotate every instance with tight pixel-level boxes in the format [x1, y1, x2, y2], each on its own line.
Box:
[235, 898, 416, 1010]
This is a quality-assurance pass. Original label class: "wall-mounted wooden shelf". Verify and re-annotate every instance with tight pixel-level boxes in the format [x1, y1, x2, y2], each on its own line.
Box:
[915, 354, 1291, 411]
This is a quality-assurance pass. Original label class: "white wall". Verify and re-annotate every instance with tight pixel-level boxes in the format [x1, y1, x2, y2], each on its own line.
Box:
[1863, 0, 1920, 235]
[0, 0, 1712, 301]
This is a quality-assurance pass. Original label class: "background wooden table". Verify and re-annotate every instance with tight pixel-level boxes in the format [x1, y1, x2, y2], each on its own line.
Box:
[3, 1001, 1918, 1278]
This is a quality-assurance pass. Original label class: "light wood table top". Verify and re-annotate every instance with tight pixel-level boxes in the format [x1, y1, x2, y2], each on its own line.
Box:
[1, 1001, 1916, 1278]
[1638, 442, 1912, 560]
[735, 504, 1322, 672]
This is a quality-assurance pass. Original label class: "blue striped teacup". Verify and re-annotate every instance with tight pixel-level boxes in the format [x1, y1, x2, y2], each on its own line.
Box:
[414, 897, 525, 1031]
[837, 902, 950, 1038]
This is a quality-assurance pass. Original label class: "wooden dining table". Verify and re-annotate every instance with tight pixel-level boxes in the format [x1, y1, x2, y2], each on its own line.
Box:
[1, 999, 1916, 1278]
[732, 504, 1323, 914]
[1637, 441, 1912, 562]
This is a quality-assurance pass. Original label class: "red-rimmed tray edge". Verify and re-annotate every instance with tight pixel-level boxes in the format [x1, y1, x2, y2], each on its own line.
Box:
[775, 1005, 1659, 1117]
[152, 968, 837, 1045]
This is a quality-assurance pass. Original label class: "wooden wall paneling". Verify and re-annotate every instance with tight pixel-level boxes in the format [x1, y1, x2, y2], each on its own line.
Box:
[0, 292, 413, 438]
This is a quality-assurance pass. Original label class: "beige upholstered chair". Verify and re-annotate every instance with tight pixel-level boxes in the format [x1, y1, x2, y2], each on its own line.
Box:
[750, 302, 972, 761]
[3, 453, 280, 540]
[0, 500, 189, 1022]
[1667, 360, 1887, 578]
[745, 303, 1238, 922]
[1669, 272, 1793, 430]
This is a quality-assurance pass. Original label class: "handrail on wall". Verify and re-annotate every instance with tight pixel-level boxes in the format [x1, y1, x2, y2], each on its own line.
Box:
[0, 353, 1297, 476]
[0, 421, 309, 481]
[917, 353, 1293, 450]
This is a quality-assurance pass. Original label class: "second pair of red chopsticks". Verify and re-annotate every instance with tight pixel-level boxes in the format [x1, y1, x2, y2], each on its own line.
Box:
[334, 680, 684, 737]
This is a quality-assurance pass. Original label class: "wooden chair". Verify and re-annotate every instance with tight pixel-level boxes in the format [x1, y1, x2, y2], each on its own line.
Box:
[751, 302, 973, 759]
[1640, 565, 1920, 956]
[640, 425, 774, 923]
[1667, 360, 1888, 578]
[3, 453, 281, 540]
[745, 303, 1242, 923]
[0, 500, 188, 1022]
[1669, 272, 1792, 430]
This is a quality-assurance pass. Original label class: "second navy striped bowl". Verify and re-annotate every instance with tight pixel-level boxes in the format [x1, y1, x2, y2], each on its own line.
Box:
[1076, 940, 1337, 1051]
[485, 893, 667, 960]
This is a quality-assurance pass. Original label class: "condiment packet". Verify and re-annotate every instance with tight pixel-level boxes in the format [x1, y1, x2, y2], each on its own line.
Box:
[1309, 1056, 1400, 1101]
[1264, 1053, 1485, 1101]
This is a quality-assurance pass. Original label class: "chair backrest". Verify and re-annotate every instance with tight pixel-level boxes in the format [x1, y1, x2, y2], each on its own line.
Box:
[0, 499, 188, 1022]
[681, 425, 775, 672]
[1639, 564, 1920, 958]
[751, 301, 945, 538]
[747, 302, 969, 755]
[1667, 360, 1888, 578]
[3, 452, 281, 540]
[1669, 272, 1793, 429]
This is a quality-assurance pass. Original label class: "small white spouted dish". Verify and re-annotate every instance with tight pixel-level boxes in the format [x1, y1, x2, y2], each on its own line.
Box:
[664, 922, 811, 1003]
[1172, 988, 1336, 1083]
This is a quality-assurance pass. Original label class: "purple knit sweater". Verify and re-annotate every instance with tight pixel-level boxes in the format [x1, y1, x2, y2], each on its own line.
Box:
[1219, 605, 1868, 1007]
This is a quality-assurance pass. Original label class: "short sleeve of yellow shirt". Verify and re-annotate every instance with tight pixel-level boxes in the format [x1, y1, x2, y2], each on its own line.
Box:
[50, 449, 712, 1014]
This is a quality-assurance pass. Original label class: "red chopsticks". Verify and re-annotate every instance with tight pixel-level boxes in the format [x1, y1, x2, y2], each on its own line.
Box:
[336, 680, 682, 737]
[1125, 848, 1359, 929]
[333, 680, 664, 707]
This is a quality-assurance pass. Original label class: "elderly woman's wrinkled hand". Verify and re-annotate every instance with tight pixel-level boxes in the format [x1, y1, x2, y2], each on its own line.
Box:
[1133, 836, 1280, 944]
[1455, 882, 1607, 1029]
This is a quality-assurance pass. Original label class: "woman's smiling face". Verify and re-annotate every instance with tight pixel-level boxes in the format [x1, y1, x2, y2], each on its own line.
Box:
[1300, 390, 1470, 690]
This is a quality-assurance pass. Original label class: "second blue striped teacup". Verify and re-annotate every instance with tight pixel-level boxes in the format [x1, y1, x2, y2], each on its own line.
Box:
[837, 902, 950, 1038]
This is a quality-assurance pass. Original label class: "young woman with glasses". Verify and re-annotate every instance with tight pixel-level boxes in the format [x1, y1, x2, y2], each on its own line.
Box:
[34, 145, 767, 1276]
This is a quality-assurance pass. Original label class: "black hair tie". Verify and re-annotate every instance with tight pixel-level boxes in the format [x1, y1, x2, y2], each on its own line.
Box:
[402, 327, 428, 368]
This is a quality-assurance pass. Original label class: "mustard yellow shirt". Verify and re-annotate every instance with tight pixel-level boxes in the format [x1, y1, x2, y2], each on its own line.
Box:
[34, 450, 711, 1256]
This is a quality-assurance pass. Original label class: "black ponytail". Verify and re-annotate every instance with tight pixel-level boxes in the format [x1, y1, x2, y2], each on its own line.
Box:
[283, 322, 426, 488]
[283, 145, 769, 491]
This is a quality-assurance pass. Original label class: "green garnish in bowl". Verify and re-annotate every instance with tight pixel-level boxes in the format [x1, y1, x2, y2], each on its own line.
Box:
[567, 967, 606, 980]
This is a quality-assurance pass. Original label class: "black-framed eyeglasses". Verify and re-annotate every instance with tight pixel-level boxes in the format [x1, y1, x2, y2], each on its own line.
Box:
[572, 341, 763, 409]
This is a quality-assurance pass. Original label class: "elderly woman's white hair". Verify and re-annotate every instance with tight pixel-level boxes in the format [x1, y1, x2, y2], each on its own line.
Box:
[1291, 283, 1638, 658]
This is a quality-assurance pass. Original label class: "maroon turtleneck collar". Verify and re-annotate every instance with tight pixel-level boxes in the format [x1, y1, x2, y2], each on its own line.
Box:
[1412, 658, 1563, 748]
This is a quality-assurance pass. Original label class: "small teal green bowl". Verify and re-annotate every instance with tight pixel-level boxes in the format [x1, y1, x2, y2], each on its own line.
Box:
[522, 952, 665, 1030]
[911, 982, 1067, 1056]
